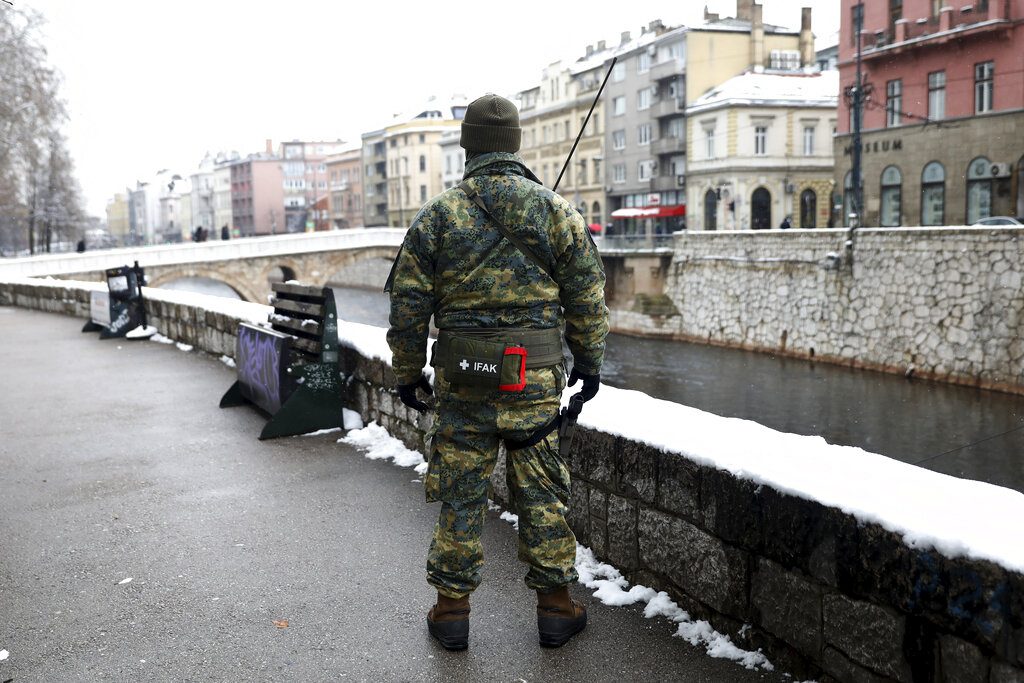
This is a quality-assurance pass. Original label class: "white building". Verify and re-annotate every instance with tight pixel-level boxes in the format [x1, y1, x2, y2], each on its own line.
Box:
[439, 129, 464, 191]
[685, 69, 838, 230]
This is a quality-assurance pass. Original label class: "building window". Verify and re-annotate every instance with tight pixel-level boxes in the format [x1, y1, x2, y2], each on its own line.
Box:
[565, 121, 571, 139]
[754, 126, 767, 155]
[637, 124, 651, 146]
[920, 161, 945, 226]
[975, 61, 994, 113]
[769, 50, 800, 70]
[419, 134, 425, 143]
[613, 96, 625, 116]
[612, 129, 626, 150]
[880, 165, 902, 227]
[803, 126, 815, 155]
[851, 4, 864, 45]
[888, 0, 902, 40]
[886, 79, 902, 127]
[613, 62, 625, 82]
[593, 159, 601, 183]
[800, 189, 817, 228]
[704, 126, 715, 159]
[966, 156, 994, 223]
[637, 88, 651, 111]
[637, 52, 650, 73]
[613, 163, 626, 183]
[592, 201, 602, 226]
[704, 189, 718, 230]
[638, 160, 654, 181]
[928, 71, 946, 121]
[420, 185, 427, 202]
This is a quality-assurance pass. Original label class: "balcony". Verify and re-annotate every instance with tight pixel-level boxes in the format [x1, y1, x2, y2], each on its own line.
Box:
[649, 58, 683, 82]
[859, 2, 1013, 62]
[650, 137, 684, 157]
[651, 97, 684, 119]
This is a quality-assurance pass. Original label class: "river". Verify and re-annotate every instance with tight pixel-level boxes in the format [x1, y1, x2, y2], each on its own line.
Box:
[161, 277, 1024, 492]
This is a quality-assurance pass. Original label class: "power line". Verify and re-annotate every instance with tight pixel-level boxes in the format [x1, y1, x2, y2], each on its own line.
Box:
[912, 422, 1024, 466]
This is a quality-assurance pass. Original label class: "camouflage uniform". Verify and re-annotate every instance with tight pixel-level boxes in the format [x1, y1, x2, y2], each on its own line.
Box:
[387, 151, 608, 599]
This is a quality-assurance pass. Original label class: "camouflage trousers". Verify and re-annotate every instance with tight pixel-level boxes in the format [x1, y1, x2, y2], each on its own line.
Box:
[424, 390, 577, 599]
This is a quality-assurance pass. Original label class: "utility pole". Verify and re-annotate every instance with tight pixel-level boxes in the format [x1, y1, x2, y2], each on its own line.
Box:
[850, 5, 864, 229]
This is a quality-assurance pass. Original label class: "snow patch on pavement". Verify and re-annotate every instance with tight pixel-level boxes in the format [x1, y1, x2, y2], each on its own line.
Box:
[297, 428, 342, 437]
[219, 355, 236, 368]
[117, 577, 133, 585]
[175, 342, 193, 352]
[150, 333, 174, 345]
[499, 511, 519, 530]
[342, 408, 364, 431]
[339, 422, 427, 475]
[0, 649, 8, 661]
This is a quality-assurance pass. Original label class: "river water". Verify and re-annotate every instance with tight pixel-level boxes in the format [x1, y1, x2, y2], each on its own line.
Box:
[162, 278, 1024, 492]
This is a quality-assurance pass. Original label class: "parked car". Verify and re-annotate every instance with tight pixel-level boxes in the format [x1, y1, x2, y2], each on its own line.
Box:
[972, 216, 1023, 226]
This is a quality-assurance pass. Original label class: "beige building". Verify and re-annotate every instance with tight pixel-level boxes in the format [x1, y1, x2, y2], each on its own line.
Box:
[361, 129, 388, 227]
[325, 143, 363, 229]
[383, 97, 466, 227]
[105, 193, 131, 244]
[518, 44, 614, 227]
[686, 70, 838, 230]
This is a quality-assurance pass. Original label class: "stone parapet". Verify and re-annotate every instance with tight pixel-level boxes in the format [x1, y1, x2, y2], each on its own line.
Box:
[2, 278, 1022, 681]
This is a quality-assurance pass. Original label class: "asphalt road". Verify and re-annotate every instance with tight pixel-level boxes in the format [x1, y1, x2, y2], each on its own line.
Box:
[0, 307, 790, 682]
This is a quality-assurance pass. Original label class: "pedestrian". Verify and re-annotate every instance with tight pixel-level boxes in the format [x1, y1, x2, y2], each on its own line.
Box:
[780, 216, 792, 230]
[386, 93, 609, 651]
[221, 224, 230, 241]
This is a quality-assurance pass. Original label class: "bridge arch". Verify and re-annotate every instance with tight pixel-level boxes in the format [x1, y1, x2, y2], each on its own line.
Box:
[148, 266, 260, 303]
[313, 246, 399, 290]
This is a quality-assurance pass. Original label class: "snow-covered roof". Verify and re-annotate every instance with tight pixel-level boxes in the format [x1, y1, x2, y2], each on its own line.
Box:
[687, 70, 838, 114]
[697, 17, 796, 34]
[388, 95, 469, 124]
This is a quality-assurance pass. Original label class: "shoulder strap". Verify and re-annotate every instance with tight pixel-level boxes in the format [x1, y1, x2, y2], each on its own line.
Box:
[458, 181, 555, 280]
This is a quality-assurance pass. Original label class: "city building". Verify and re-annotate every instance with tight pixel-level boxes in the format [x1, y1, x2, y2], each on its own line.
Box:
[686, 70, 839, 230]
[835, 0, 1024, 226]
[518, 38, 617, 230]
[604, 3, 814, 237]
[229, 154, 284, 237]
[279, 140, 349, 232]
[439, 129, 464, 191]
[383, 96, 467, 227]
[127, 183, 147, 245]
[325, 142, 363, 229]
[361, 129, 389, 227]
[190, 153, 217, 239]
[105, 192, 131, 244]
[213, 153, 235, 237]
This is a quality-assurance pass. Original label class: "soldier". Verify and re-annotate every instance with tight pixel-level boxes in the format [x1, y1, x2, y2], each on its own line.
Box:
[386, 93, 608, 650]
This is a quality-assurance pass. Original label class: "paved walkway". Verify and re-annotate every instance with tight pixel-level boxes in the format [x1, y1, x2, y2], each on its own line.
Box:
[0, 307, 788, 682]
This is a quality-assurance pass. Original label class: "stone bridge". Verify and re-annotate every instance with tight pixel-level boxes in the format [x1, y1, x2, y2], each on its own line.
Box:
[0, 229, 405, 303]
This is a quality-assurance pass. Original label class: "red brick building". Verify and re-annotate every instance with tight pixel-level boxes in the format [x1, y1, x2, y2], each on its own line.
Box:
[835, 0, 1024, 226]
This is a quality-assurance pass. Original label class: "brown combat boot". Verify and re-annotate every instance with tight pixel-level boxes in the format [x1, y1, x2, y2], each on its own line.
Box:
[427, 592, 470, 650]
[536, 586, 587, 647]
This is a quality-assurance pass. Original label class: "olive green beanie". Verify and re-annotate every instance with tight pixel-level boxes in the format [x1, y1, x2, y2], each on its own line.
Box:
[460, 94, 522, 153]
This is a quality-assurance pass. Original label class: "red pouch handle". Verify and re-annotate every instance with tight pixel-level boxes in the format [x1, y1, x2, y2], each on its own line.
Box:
[498, 346, 528, 392]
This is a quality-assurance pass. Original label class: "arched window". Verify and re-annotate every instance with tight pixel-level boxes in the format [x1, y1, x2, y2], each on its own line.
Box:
[751, 187, 771, 230]
[966, 156, 994, 224]
[800, 189, 817, 228]
[920, 161, 945, 226]
[880, 165, 902, 227]
[704, 189, 718, 231]
[592, 201, 602, 226]
[843, 171, 854, 227]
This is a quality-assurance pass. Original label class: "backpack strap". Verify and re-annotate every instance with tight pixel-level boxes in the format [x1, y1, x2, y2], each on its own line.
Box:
[458, 181, 556, 281]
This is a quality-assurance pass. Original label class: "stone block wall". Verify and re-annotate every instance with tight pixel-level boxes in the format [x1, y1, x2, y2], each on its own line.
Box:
[3, 279, 1022, 681]
[652, 227, 1024, 395]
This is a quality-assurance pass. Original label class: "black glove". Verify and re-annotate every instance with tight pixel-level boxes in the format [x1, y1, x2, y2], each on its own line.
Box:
[568, 367, 600, 403]
[398, 375, 433, 413]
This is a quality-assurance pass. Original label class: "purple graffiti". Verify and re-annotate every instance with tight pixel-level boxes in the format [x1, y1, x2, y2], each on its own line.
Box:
[237, 325, 283, 414]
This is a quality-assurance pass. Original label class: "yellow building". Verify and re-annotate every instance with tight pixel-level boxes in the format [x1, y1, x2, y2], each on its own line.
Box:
[105, 192, 131, 244]
[518, 43, 614, 228]
[383, 97, 466, 227]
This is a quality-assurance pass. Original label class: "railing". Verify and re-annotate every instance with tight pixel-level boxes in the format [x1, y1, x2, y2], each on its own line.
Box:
[651, 97, 684, 119]
[597, 234, 678, 253]
[0, 228, 407, 279]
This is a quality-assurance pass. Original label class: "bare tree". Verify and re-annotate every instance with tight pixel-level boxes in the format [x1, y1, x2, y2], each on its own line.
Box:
[0, 4, 83, 255]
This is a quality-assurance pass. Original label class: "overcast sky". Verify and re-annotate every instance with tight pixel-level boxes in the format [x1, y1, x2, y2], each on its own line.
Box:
[27, 0, 840, 216]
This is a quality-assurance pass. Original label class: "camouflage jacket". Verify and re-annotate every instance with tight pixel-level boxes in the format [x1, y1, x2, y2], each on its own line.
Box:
[386, 152, 609, 386]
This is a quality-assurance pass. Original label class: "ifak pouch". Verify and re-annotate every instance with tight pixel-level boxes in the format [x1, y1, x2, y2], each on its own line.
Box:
[445, 335, 528, 392]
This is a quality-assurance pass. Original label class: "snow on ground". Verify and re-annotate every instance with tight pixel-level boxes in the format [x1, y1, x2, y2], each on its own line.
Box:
[342, 408, 364, 431]
[174, 342, 193, 352]
[339, 422, 428, 475]
[297, 428, 342, 437]
[150, 333, 175, 345]
[219, 355, 236, 368]
[499, 511, 519, 530]
[0, 649, 8, 662]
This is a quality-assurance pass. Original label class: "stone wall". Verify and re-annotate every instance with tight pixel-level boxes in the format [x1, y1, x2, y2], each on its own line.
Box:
[642, 227, 1024, 395]
[3, 278, 1022, 682]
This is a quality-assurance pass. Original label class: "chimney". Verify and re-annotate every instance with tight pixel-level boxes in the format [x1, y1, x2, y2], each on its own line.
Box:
[649, 19, 665, 34]
[750, 3, 765, 70]
[597, 40, 606, 50]
[620, 30, 631, 45]
[586, 44, 594, 57]
[265, 139, 273, 154]
[799, 7, 815, 67]
[704, 6, 720, 22]
[737, 0, 754, 21]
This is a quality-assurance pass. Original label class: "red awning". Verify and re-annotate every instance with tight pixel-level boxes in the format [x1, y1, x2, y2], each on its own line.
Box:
[610, 205, 686, 219]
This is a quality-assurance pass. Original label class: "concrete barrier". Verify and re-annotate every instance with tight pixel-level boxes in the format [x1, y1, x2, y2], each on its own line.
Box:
[2, 277, 1022, 682]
